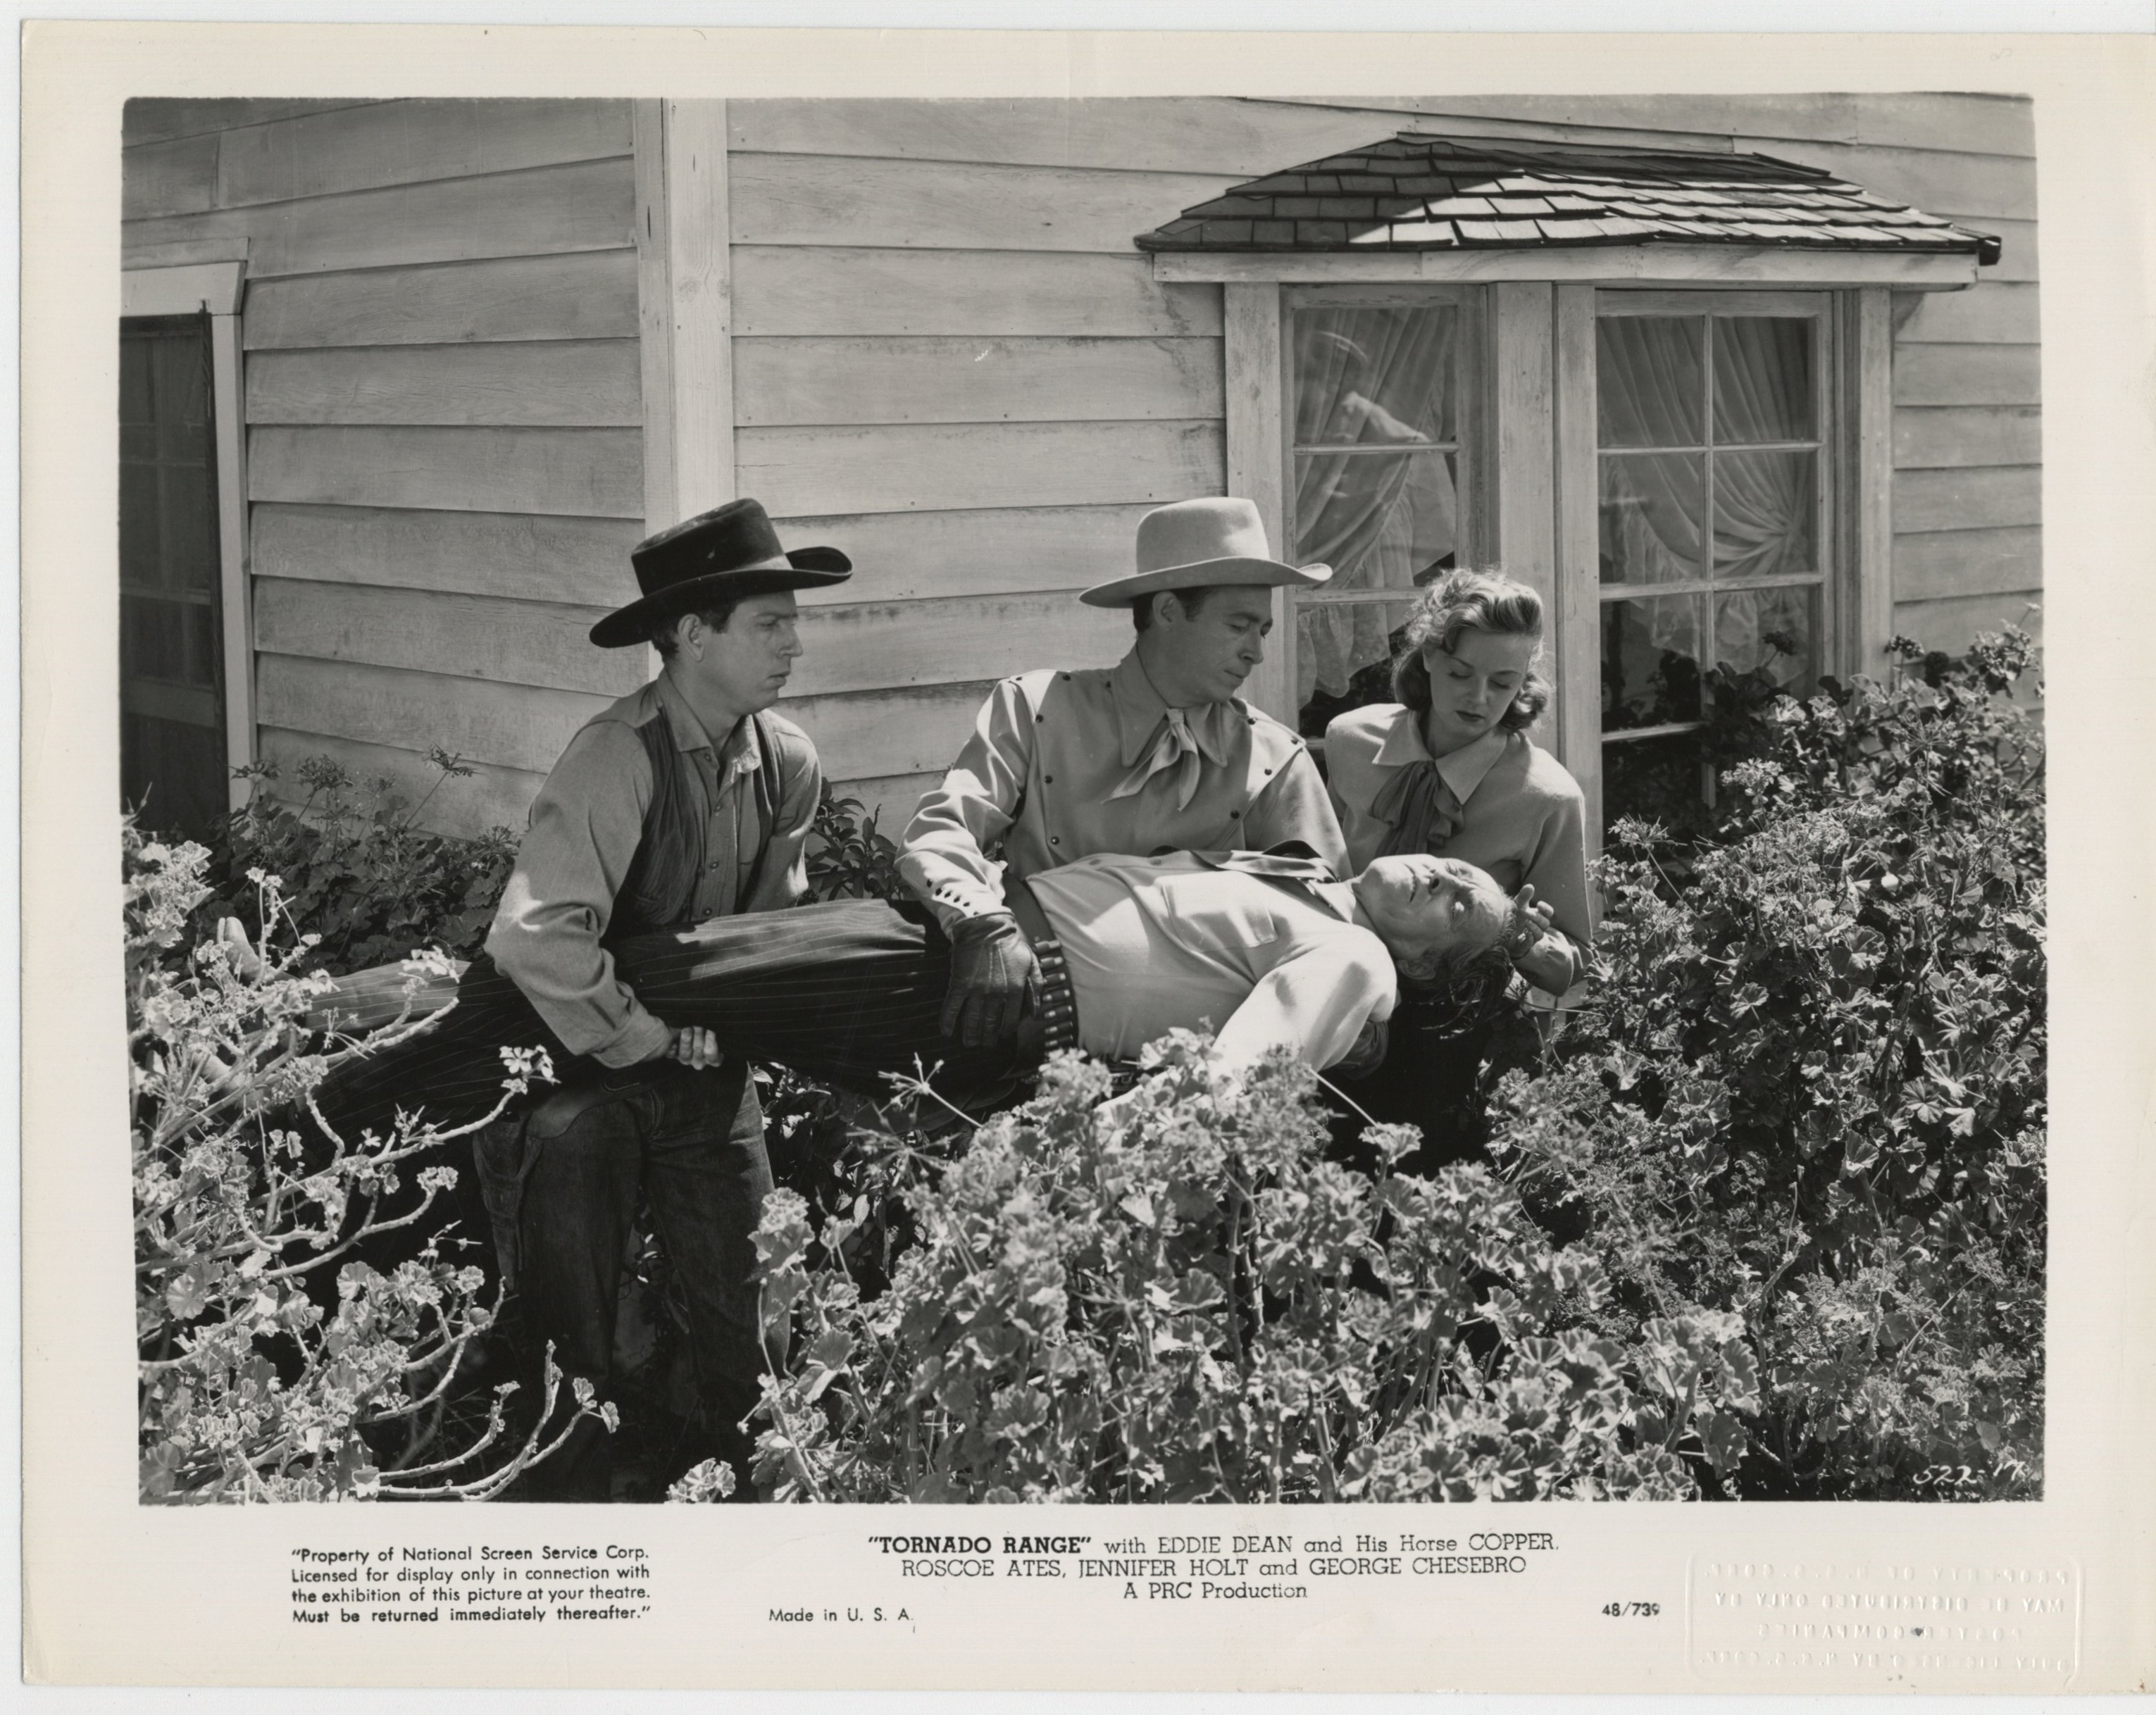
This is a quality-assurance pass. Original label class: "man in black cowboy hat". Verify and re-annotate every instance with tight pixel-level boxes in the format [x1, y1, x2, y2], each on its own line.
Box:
[476, 497, 849, 1499]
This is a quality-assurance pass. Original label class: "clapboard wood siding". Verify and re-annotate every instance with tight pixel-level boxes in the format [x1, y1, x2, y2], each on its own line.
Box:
[244, 250, 641, 350]
[257, 727, 547, 842]
[124, 99, 645, 837]
[251, 504, 644, 606]
[779, 682, 992, 782]
[1895, 344, 2041, 407]
[214, 99, 632, 211]
[731, 154, 1242, 255]
[123, 99, 631, 220]
[735, 420, 1223, 518]
[122, 133, 223, 223]
[726, 94, 1735, 177]
[1895, 466, 2043, 535]
[1895, 283, 2040, 346]
[784, 594, 1129, 699]
[734, 335, 1222, 427]
[1893, 406, 2043, 470]
[124, 99, 375, 149]
[257, 654, 609, 778]
[778, 504, 1160, 605]
[254, 579, 647, 699]
[249, 425, 644, 518]
[246, 340, 642, 427]
[1370, 92, 2036, 159]
[256, 577, 1128, 704]
[1893, 526, 2043, 603]
[734, 247, 1222, 338]
[123, 155, 636, 281]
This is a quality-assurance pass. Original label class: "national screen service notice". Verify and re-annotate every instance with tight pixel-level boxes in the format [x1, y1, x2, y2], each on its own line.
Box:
[259, 1518, 2086, 1691]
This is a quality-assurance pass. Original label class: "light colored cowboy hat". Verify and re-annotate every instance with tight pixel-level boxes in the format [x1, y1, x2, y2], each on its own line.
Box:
[1078, 497, 1332, 609]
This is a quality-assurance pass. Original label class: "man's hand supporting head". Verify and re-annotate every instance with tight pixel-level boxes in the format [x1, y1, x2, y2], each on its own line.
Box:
[941, 911, 1042, 1048]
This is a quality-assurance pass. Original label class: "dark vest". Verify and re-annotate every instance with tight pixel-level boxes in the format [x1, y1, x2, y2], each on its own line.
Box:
[610, 710, 784, 940]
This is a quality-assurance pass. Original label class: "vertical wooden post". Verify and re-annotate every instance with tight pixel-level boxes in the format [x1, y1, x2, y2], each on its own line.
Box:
[635, 97, 735, 532]
[1847, 285, 1895, 678]
[632, 99, 676, 537]
[1490, 282, 1557, 612]
[633, 98, 733, 678]
[209, 306, 252, 810]
[1552, 283, 1602, 848]
[1223, 281, 1292, 723]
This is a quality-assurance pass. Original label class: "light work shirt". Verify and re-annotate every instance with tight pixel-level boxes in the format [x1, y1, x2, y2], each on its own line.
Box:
[1027, 851, 1395, 1077]
[486, 673, 821, 1068]
[900, 650, 1349, 934]
[1324, 708, 1593, 969]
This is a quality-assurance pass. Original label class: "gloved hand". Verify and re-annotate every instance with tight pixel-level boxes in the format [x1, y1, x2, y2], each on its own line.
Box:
[940, 911, 1040, 1048]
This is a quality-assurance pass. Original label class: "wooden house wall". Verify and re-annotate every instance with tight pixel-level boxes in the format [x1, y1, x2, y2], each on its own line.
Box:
[121, 94, 2039, 840]
[1417, 93, 2041, 662]
[123, 97, 647, 840]
[729, 92, 2040, 825]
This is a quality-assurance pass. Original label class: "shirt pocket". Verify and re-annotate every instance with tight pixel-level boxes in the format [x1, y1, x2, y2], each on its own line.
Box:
[1177, 894, 1279, 953]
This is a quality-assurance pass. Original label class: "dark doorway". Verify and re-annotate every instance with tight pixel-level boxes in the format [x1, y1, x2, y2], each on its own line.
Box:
[120, 313, 227, 838]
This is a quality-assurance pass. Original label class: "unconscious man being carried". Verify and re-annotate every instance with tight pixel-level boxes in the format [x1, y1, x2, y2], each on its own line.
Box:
[309, 844, 1555, 1152]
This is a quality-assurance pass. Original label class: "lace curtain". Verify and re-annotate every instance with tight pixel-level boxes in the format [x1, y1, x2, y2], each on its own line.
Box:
[1291, 307, 1458, 705]
[1598, 316, 1817, 685]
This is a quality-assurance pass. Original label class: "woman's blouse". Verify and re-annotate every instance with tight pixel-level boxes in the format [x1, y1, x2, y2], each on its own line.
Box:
[1323, 704, 1595, 962]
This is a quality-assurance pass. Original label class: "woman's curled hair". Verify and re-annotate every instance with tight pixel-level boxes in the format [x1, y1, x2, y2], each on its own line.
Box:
[1391, 568, 1551, 731]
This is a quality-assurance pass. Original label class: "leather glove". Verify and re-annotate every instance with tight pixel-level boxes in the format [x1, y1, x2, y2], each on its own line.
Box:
[941, 911, 1040, 1048]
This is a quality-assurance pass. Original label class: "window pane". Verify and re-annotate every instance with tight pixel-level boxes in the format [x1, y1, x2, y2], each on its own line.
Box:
[1292, 305, 1458, 447]
[1712, 449, 1817, 580]
[123, 594, 186, 683]
[1296, 598, 1416, 735]
[1603, 730, 1714, 841]
[120, 463, 163, 588]
[1715, 583, 1820, 696]
[161, 464, 221, 594]
[1600, 453, 1704, 584]
[1713, 316, 1815, 444]
[1597, 316, 1704, 447]
[1295, 449, 1459, 594]
[1602, 593, 1705, 731]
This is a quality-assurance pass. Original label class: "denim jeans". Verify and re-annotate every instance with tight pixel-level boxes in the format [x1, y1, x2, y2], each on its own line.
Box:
[474, 1057, 774, 1452]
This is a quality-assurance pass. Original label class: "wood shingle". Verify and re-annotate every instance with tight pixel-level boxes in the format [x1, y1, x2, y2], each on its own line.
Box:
[1133, 133, 2002, 263]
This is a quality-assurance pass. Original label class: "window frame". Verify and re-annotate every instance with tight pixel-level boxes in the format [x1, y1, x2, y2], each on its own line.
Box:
[1587, 288, 1838, 810]
[1276, 282, 1490, 736]
[1216, 268, 1902, 852]
[120, 256, 254, 812]
[1552, 282, 1895, 841]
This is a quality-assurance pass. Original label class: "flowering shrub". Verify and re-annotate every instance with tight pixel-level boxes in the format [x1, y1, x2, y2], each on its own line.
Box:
[1489, 628, 2045, 1499]
[198, 750, 517, 975]
[128, 825, 604, 1502]
[744, 1040, 1761, 1504]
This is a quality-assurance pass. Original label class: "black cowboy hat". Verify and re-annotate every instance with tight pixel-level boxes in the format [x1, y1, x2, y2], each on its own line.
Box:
[590, 498, 852, 648]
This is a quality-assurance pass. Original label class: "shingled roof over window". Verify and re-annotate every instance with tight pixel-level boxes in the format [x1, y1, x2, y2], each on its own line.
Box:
[1135, 133, 2002, 264]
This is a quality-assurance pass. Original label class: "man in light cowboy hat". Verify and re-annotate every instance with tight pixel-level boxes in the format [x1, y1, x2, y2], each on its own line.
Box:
[475, 497, 847, 1499]
[901, 496, 1350, 1047]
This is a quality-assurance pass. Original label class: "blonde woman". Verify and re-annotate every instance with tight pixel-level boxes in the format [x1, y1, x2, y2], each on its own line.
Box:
[1324, 569, 1591, 994]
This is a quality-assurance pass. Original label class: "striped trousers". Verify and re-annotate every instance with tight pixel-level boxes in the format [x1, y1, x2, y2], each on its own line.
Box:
[311, 897, 1020, 1149]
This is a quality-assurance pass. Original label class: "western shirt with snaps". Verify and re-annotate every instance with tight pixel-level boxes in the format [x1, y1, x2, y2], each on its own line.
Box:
[899, 649, 1349, 934]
